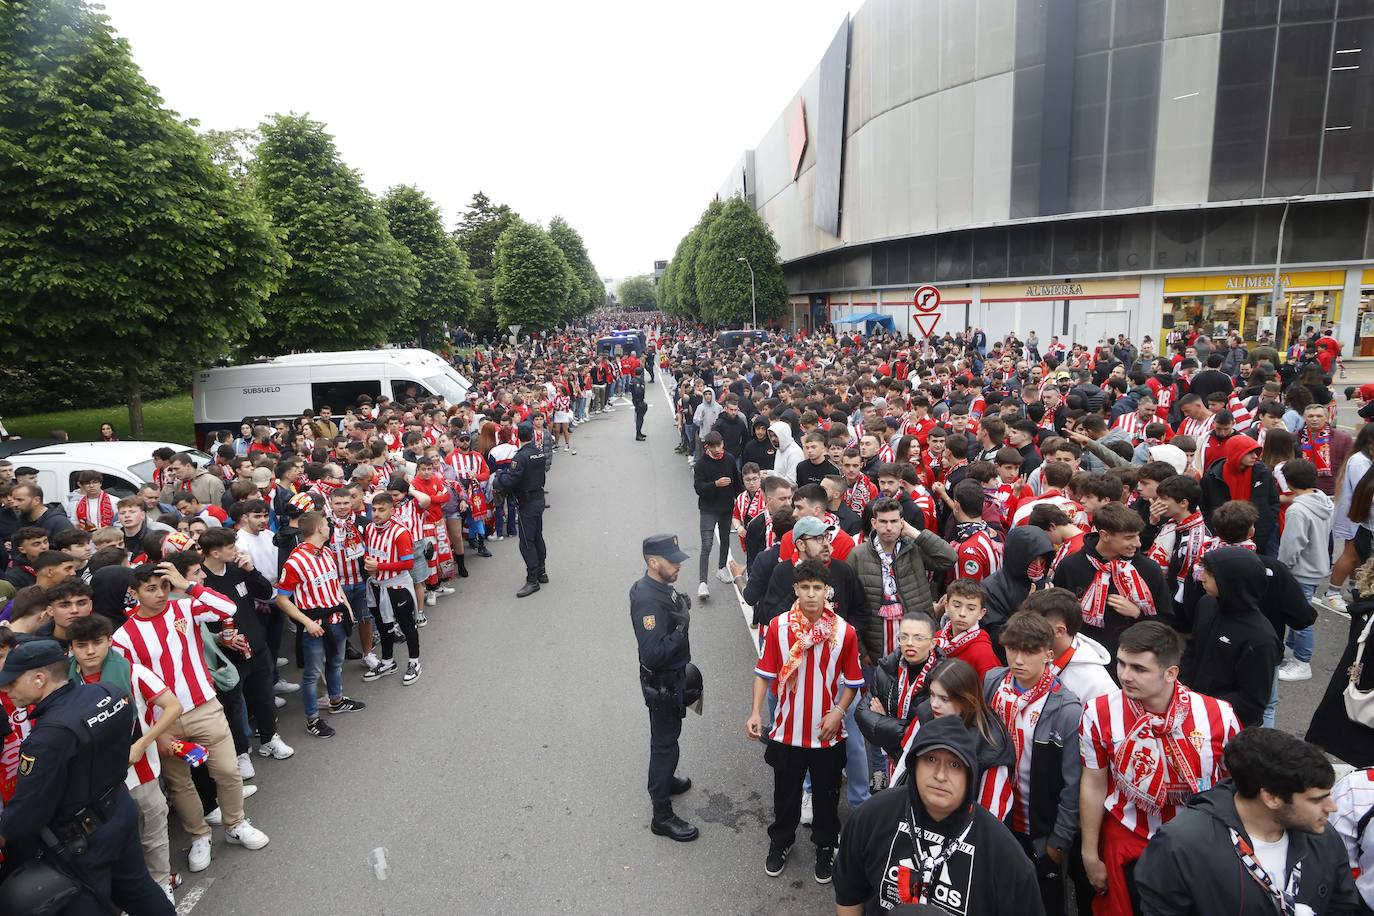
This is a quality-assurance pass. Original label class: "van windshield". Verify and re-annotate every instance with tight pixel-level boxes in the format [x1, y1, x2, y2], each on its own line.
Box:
[424, 374, 469, 404]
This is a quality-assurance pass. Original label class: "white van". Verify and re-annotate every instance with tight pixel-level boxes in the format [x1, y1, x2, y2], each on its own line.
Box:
[192, 349, 471, 447]
[7, 441, 211, 507]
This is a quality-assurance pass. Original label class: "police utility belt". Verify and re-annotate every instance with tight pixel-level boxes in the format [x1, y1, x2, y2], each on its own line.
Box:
[44, 784, 121, 854]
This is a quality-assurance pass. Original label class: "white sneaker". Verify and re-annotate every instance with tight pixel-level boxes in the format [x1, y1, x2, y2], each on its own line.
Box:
[716, 567, 734, 584]
[163, 883, 176, 906]
[800, 792, 814, 826]
[273, 696, 286, 708]
[237, 752, 255, 781]
[403, 660, 422, 686]
[489, 534, 504, 542]
[424, 592, 437, 607]
[1323, 594, 1351, 617]
[257, 734, 295, 759]
[275, 657, 289, 668]
[686, 457, 696, 467]
[225, 818, 270, 850]
[204, 785, 258, 826]
[435, 585, 456, 596]
[1278, 660, 1313, 682]
[188, 836, 212, 872]
[362, 652, 380, 672]
[273, 679, 300, 695]
[697, 582, 710, 599]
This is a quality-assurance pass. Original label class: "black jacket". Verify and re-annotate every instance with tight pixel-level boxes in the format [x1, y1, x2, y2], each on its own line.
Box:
[1136, 781, 1362, 915]
[981, 526, 1055, 647]
[744, 511, 773, 569]
[496, 440, 548, 504]
[710, 411, 750, 460]
[742, 544, 782, 609]
[1200, 455, 1281, 553]
[854, 649, 941, 760]
[1052, 536, 1172, 658]
[1181, 548, 1282, 728]
[738, 427, 777, 472]
[755, 557, 868, 632]
[202, 561, 274, 658]
[692, 451, 740, 515]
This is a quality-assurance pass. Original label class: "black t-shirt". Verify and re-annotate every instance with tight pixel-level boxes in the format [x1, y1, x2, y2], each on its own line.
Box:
[202, 563, 274, 656]
[795, 458, 839, 489]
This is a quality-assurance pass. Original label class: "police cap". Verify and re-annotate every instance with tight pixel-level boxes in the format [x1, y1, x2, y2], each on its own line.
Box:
[0, 638, 66, 686]
[642, 534, 689, 564]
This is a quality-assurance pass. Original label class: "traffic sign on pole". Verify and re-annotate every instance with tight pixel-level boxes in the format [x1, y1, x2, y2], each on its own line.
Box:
[913, 285, 941, 313]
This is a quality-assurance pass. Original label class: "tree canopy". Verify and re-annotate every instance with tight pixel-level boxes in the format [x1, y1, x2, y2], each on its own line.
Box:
[453, 192, 520, 337]
[249, 113, 417, 354]
[695, 196, 788, 326]
[381, 185, 478, 346]
[0, 0, 286, 435]
[617, 276, 658, 311]
[548, 216, 604, 319]
[490, 219, 576, 333]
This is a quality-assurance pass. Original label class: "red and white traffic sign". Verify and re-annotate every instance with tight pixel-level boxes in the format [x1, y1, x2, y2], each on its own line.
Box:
[912, 285, 941, 338]
[913, 285, 941, 313]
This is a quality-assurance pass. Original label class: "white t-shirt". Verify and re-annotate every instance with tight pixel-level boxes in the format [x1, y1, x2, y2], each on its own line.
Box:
[1250, 833, 1290, 892]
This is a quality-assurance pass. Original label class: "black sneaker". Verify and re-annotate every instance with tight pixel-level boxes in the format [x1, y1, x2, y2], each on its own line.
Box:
[765, 843, 791, 877]
[362, 660, 397, 681]
[328, 696, 366, 714]
[305, 717, 335, 739]
[869, 769, 887, 793]
[814, 846, 834, 884]
[402, 660, 422, 686]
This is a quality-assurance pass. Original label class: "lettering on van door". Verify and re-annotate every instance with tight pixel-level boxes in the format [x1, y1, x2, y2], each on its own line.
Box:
[241, 386, 282, 395]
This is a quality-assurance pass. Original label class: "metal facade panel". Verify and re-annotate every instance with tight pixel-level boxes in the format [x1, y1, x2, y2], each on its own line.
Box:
[813, 16, 851, 237]
[1153, 34, 1220, 205]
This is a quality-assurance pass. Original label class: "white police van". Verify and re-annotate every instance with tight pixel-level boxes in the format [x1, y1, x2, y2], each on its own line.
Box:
[192, 349, 471, 448]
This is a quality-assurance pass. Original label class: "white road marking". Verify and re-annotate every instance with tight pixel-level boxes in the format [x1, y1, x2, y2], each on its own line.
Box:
[176, 879, 211, 915]
[656, 369, 761, 657]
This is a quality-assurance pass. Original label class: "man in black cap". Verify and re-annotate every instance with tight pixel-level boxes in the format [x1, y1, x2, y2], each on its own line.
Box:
[495, 422, 548, 598]
[630, 534, 698, 842]
[832, 715, 1042, 915]
[0, 638, 174, 914]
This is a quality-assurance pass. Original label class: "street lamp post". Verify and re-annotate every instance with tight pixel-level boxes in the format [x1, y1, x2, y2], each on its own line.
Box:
[1271, 196, 1301, 348]
[736, 256, 756, 330]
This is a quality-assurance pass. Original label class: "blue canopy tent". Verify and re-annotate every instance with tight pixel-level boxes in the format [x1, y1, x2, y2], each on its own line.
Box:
[835, 311, 897, 336]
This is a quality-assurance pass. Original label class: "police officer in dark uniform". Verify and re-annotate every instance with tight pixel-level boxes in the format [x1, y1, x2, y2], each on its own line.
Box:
[0, 639, 174, 915]
[496, 422, 548, 598]
[630, 374, 649, 442]
[630, 534, 699, 842]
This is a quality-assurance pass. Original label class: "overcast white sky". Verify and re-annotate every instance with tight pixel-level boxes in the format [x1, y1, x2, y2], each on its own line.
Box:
[97, 0, 862, 280]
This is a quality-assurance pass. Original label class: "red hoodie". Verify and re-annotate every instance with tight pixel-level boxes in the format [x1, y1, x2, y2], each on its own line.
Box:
[944, 629, 1001, 678]
[1220, 434, 1261, 502]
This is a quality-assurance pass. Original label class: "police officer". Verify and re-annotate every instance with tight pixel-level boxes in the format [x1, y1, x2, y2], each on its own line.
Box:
[496, 422, 548, 598]
[630, 374, 649, 442]
[0, 639, 173, 915]
[630, 534, 699, 842]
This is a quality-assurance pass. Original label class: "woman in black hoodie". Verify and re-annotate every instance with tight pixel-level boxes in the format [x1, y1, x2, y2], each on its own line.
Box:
[738, 415, 777, 472]
[1181, 547, 1282, 727]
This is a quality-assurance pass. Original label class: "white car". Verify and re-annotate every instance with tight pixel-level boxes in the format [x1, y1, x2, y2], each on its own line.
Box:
[7, 440, 211, 506]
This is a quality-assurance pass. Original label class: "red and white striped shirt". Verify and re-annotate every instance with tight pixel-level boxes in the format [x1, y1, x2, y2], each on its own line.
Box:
[954, 528, 1003, 581]
[877, 443, 895, 465]
[327, 508, 367, 587]
[1080, 687, 1239, 839]
[844, 476, 878, 515]
[1110, 413, 1150, 445]
[392, 497, 425, 542]
[112, 584, 237, 712]
[733, 489, 767, 548]
[754, 613, 865, 749]
[277, 542, 347, 612]
[1012, 490, 1080, 528]
[1226, 392, 1254, 431]
[445, 449, 489, 484]
[365, 518, 415, 581]
[1177, 414, 1214, 441]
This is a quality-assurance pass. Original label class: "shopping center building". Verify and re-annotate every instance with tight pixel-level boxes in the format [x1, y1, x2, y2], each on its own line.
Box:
[718, 0, 1374, 354]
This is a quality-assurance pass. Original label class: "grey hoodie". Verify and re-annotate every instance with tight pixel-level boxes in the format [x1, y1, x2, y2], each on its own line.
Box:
[1280, 489, 1335, 586]
[692, 389, 721, 434]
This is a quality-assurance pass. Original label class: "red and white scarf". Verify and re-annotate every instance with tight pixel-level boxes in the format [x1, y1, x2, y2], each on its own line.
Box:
[74, 494, 116, 531]
[1299, 424, 1334, 477]
[1111, 681, 1202, 813]
[1080, 553, 1155, 628]
[989, 666, 1056, 764]
[895, 652, 939, 720]
[934, 623, 983, 656]
[1169, 512, 1209, 590]
[775, 603, 838, 695]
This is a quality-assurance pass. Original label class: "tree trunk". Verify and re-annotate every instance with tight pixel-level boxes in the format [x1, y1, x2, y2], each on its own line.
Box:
[125, 363, 145, 439]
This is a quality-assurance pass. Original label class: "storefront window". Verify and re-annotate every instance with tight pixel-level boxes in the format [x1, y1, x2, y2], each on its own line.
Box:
[1164, 288, 1339, 352]
[1281, 290, 1339, 351]
[1356, 289, 1374, 356]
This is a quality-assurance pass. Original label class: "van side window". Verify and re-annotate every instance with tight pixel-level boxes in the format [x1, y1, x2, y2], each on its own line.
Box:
[312, 381, 382, 412]
[69, 471, 138, 500]
[391, 380, 432, 403]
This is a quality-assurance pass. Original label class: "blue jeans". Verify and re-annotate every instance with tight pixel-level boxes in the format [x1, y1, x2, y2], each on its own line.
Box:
[301, 618, 347, 718]
[343, 582, 369, 626]
[1286, 581, 1318, 663]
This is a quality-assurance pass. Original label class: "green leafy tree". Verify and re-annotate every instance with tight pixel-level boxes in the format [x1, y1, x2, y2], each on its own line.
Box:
[382, 185, 478, 346]
[548, 216, 604, 320]
[454, 192, 519, 337]
[0, 0, 287, 436]
[249, 114, 417, 353]
[201, 127, 260, 191]
[491, 219, 575, 332]
[676, 199, 725, 318]
[658, 256, 679, 313]
[617, 276, 658, 311]
[696, 196, 788, 326]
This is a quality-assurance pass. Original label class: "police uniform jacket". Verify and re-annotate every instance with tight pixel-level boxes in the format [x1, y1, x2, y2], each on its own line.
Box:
[0, 681, 133, 857]
[630, 574, 690, 695]
[496, 442, 547, 504]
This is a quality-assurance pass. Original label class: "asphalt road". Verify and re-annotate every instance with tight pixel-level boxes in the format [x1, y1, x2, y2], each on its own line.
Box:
[179, 388, 840, 916]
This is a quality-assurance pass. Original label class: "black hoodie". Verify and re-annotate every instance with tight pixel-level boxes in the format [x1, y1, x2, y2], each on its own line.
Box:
[1180, 547, 1282, 727]
[1136, 780, 1361, 915]
[1051, 533, 1172, 659]
[833, 715, 1044, 915]
[981, 526, 1054, 648]
[738, 416, 777, 471]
